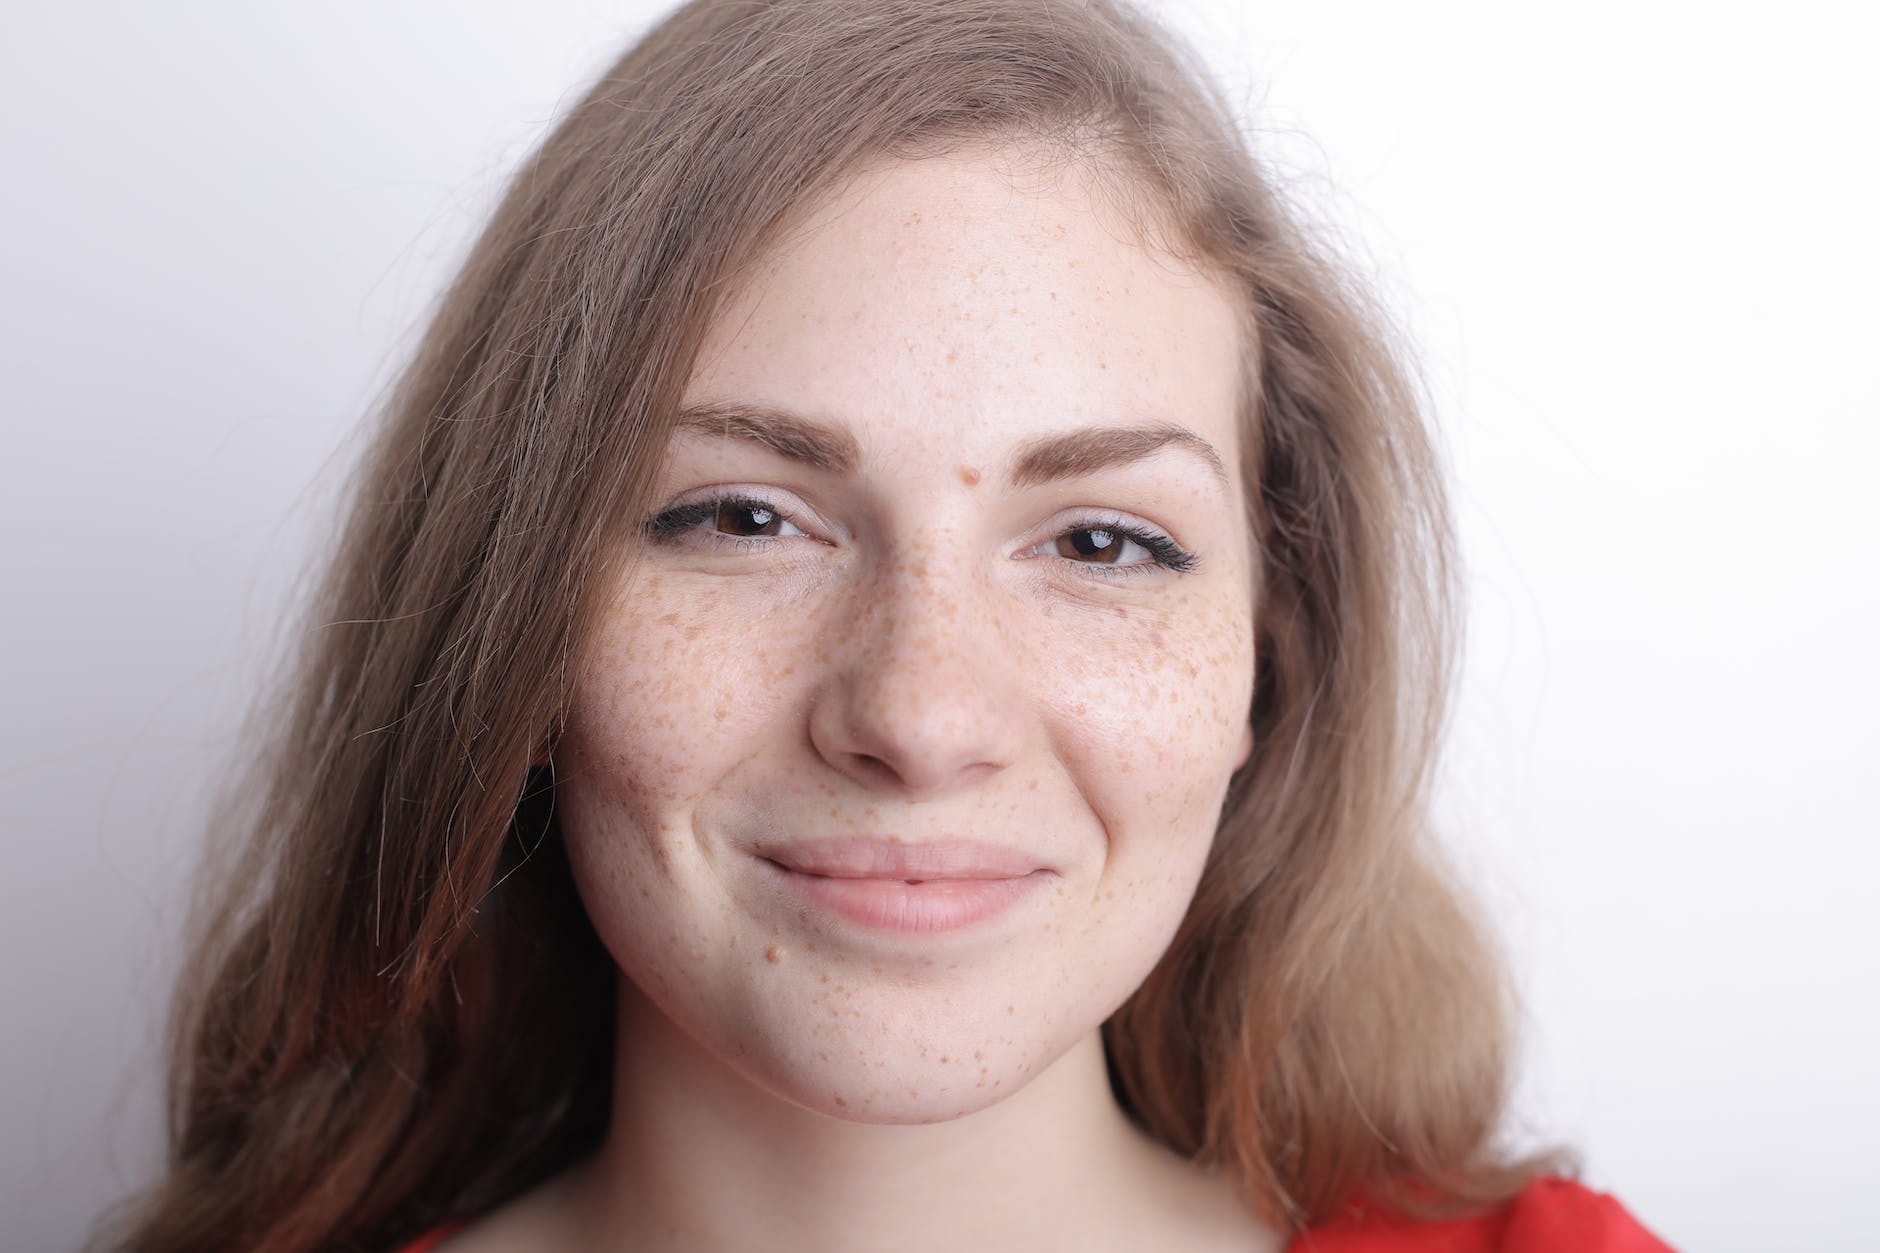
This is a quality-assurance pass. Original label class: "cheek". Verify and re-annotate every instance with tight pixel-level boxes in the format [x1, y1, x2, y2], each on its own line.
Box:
[554, 580, 814, 973]
[1051, 589, 1254, 939]
[553, 582, 797, 1015]
[562, 578, 820, 810]
[1050, 589, 1255, 815]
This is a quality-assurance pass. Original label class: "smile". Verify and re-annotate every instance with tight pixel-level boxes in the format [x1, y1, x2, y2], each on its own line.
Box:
[758, 837, 1055, 933]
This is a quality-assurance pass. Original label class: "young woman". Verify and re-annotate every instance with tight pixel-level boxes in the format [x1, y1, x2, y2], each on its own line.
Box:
[96, 1, 1673, 1250]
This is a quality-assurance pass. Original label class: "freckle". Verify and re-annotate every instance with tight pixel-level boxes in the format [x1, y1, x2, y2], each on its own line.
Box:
[765, 945, 782, 964]
[958, 465, 981, 486]
[835, 1096, 847, 1107]
[819, 1051, 829, 1061]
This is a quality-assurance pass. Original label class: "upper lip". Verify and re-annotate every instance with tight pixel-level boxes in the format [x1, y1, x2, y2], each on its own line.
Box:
[759, 837, 1048, 880]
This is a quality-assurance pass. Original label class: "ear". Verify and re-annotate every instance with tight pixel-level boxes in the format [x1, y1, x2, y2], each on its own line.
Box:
[1234, 721, 1253, 770]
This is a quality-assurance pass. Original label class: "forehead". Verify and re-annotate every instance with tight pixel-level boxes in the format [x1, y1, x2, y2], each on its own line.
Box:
[684, 146, 1247, 473]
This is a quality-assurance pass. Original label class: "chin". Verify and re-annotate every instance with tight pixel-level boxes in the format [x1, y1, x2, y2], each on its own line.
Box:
[754, 1048, 1051, 1126]
[719, 995, 1082, 1127]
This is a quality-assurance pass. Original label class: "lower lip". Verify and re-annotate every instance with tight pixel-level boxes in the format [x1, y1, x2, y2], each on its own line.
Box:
[773, 866, 1051, 933]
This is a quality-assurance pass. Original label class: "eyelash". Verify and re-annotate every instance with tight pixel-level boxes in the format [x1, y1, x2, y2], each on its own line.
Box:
[643, 492, 1199, 577]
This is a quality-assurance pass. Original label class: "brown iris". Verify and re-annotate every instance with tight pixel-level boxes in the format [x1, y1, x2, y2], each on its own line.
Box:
[716, 501, 785, 536]
[1056, 528, 1124, 563]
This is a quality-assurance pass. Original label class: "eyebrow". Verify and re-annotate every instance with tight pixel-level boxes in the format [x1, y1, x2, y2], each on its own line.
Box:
[675, 402, 860, 473]
[674, 402, 1228, 489]
[1009, 421, 1228, 489]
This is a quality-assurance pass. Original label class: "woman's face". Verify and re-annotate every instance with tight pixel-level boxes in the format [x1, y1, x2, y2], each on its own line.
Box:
[557, 147, 1255, 1123]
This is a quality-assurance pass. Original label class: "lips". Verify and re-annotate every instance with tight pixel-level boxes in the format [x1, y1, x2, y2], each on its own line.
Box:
[758, 837, 1053, 933]
[760, 836, 1047, 881]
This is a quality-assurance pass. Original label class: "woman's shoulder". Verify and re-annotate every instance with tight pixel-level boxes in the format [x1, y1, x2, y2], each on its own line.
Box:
[1288, 1177, 1676, 1252]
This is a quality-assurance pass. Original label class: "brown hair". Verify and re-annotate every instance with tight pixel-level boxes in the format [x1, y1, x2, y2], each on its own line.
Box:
[97, 2, 1554, 1249]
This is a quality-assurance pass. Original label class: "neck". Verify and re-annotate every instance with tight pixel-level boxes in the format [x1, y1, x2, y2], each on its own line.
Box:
[564, 976, 1265, 1253]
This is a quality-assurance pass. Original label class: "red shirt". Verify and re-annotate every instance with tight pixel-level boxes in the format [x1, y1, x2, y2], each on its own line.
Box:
[1291, 1178, 1675, 1251]
[395, 1177, 1675, 1251]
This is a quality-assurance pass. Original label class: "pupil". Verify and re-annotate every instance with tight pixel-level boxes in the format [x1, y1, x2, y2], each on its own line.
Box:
[1064, 528, 1120, 561]
[717, 501, 778, 536]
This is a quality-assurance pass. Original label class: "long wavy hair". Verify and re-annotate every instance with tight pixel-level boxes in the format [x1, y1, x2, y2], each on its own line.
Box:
[97, 2, 1553, 1249]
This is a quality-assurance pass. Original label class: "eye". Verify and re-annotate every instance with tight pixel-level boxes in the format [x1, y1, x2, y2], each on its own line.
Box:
[645, 492, 812, 547]
[1034, 517, 1198, 577]
[706, 498, 803, 539]
[1055, 526, 1144, 564]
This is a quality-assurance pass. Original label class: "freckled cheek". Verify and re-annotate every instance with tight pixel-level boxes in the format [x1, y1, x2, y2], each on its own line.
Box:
[565, 582, 824, 805]
[557, 582, 819, 974]
[1050, 598, 1255, 780]
[1052, 594, 1253, 918]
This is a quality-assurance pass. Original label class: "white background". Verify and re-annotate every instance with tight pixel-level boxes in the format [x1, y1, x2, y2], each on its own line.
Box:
[3, 3, 1874, 1249]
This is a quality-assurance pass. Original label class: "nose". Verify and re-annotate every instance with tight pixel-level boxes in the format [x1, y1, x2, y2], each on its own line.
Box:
[808, 547, 1027, 797]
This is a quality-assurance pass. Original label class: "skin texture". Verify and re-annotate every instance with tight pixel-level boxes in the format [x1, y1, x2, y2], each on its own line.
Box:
[449, 147, 1277, 1252]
